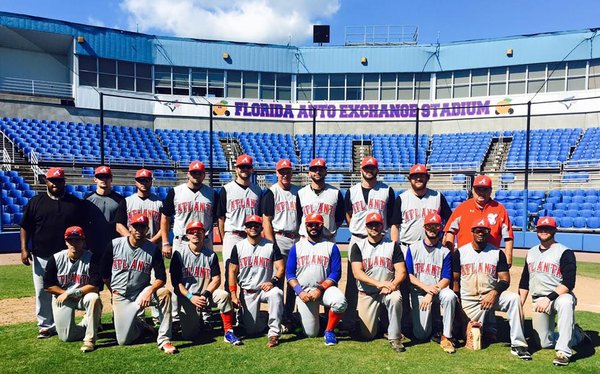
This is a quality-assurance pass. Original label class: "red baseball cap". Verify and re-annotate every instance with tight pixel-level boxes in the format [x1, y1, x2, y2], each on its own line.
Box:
[409, 164, 428, 175]
[309, 158, 327, 168]
[423, 213, 442, 226]
[366, 212, 383, 224]
[276, 159, 293, 171]
[245, 215, 263, 225]
[130, 213, 149, 226]
[64, 226, 85, 239]
[188, 161, 205, 172]
[236, 154, 253, 167]
[536, 216, 557, 229]
[305, 213, 324, 224]
[94, 165, 112, 176]
[471, 217, 491, 230]
[361, 156, 379, 169]
[185, 221, 206, 233]
[473, 175, 492, 188]
[45, 167, 65, 179]
[135, 168, 153, 179]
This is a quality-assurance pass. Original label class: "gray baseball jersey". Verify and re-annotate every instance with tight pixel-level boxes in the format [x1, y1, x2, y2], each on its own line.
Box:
[124, 193, 163, 238]
[350, 238, 403, 294]
[100, 237, 166, 298]
[405, 241, 452, 288]
[393, 189, 443, 244]
[220, 181, 262, 232]
[523, 243, 570, 298]
[453, 243, 508, 302]
[265, 183, 300, 232]
[297, 184, 342, 237]
[43, 249, 102, 291]
[286, 238, 342, 290]
[164, 184, 216, 237]
[347, 182, 393, 235]
[169, 245, 220, 295]
[230, 238, 283, 290]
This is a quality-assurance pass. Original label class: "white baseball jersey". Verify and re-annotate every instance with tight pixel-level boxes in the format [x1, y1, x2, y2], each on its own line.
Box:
[220, 181, 262, 232]
[347, 182, 393, 235]
[406, 240, 452, 287]
[169, 246, 220, 295]
[453, 243, 508, 302]
[286, 238, 342, 290]
[350, 238, 403, 294]
[43, 249, 102, 291]
[265, 183, 300, 232]
[124, 193, 163, 238]
[394, 189, 442, 244]
[230, 238, 283, 290]
[298, 184, 342, 237]
[163, 184, 216, 237]
[524, 243, 569, 298]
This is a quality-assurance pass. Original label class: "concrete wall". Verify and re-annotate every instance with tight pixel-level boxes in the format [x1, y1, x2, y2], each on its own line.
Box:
[0, 47, 69, 82]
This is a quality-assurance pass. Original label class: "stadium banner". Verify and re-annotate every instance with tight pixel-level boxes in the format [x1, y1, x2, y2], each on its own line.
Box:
[76, 86, 599, 121]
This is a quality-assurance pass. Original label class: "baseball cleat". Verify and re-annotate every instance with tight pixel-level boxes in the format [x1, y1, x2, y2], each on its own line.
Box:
[389, 339, 406, 353]
[224, 330, 243, 345]
[324, 330, 338, 346]
[160, 342, 179, 354]
[80, 341, 95, 353]
[553, 352, 569, 366]
[440, 336, 456, 354]
[37, 328, 55, 339]
[511, 346, 532, 360]
[267, 336, 280, 348]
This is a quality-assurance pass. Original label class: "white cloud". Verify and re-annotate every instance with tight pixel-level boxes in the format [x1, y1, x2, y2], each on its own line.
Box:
[87, 17, 106, 28]
[119, 0, 340, 44]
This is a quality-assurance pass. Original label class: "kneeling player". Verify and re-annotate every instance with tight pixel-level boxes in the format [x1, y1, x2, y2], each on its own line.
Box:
[452, 218, 531, 360]
[43, 226, 103, 352]
[100, 214, 177, 354]
[170, 221, 241, 345]
[286, 213, 347, 345]
[405, 213, 457, 353]
[229, 215, 285, 347]
[351, 213, 406, 352]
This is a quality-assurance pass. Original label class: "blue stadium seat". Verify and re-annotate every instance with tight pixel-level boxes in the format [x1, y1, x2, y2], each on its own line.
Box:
[559, 217, 574, 228]
[587, 217, 600, 229]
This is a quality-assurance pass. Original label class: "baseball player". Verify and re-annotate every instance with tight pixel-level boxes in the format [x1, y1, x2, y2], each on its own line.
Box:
[452, 218, 531, 360]
[85, 166, 127, 256]
[518, 217, 589, 366]
[43, 226, 103, 352]
[297, 158, 345, 240]
[20, 167, 87, 338]
[169, 221, 241, 345]
[286, 213, 347, 345]
[344, 156, 395, 333]
[405, 213, 457, 353]
[100, 214, 177, 354]
[116, 168, 163, 243]
[229, 215, 285, 347]
[217, 154, 262, 289]
[350, 212, 406, 353]
[444, 175, 514, 266]
[261, 158, 300, 326]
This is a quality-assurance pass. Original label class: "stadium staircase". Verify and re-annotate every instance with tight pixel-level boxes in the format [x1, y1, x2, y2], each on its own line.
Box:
[219, 137, 243, 169]
[352, 140, 372, 172]
[482, 137, 512, 173]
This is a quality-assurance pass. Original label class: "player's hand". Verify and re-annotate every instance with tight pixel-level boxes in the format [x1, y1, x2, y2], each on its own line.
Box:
[21, 249, 31, 266]
[534, 297, 552, 313]
[481, 291, 498, 311]
[230, 293, 241, 308]
[420, 293, 433, 311]
[260, 282, 274, 292]
[299, 291, 312, 303]
[308, 289, 322, 301]
[197, 295, 209, 309]
[162, 243, 172, 259]
[56, 293, 69, 307]
[378, 284, 392, 295]
[424, 284, 440, 296]
[138, 288, 153, 308]
[378, 281, 395, 292]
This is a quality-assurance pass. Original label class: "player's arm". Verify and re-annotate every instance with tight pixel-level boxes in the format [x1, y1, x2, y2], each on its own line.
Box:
[159, 188, 175, 253]
[115, 199, 129, 237]
[389, 195, 402, 242]
[100, 243, 114, 291]
[349, 244, 380, 288]
[443, 214, 461, 252]
[217, 188, 227, 241]
[272, 243, 285, 281]
[139, 246, 166, 308]
[481, 251, 510, 310]
[500, 208, 515, 266]
[286, 244, 311, 303]
[344, 189, 352, 225]
[518, 260, 530, 305]
[335, 190, 345, 228]
[19, 227, 32, 266]
[228, 246, 241, 306]
[390, 242, 406, 290]
[451, 250, 461, 296]
[261, 190, 275, 241]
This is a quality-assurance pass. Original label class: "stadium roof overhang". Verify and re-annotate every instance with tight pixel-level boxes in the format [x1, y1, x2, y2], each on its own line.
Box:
[0, 25, 72, 55]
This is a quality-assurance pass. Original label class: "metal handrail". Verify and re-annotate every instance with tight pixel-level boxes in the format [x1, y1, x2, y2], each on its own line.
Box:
[0, 76, 72, 98]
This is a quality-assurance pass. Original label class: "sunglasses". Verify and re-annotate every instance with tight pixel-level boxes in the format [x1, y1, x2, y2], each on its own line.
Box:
[474, 187, 491, 192]
[306, 223, 322, 228]
[96, 174, 112, 180]
[187, 229, 205, 235]
[245, 223, 262, 229]
[136, 178, 152, 183]
[471, 228, 490, 234]
[47, 178, 65, 184]
[309, 167, 326, 172]
[237, 165, 252, 170]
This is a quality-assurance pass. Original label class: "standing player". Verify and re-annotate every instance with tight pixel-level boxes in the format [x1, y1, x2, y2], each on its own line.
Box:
[405, 213, 457, 353]
[116, 168, 162, 243]
[169, 221, 241, 345]
[444, 175, 514, 266]
[217, 154, 262, 288]
[297, 158, 345, 241]
[286, 213, 347, 345]
[20, 167, 87, 338]
[350, 213, 406, 352]
[100, 214, 177, 354]
[85, 166, 127, 256]
[452, 218, 531, 360]
[261, 158, 300, 325]
[518, 217, 589, 366]
[43, 226, 103, 352]
[229, 215, 285, 347]
[344, 156, 395, 333]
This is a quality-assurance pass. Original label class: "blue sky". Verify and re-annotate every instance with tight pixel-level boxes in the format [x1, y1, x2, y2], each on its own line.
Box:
[1, 0, 599, 45]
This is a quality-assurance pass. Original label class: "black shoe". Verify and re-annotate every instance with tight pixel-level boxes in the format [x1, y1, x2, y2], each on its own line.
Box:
[511, 346, 532, 360]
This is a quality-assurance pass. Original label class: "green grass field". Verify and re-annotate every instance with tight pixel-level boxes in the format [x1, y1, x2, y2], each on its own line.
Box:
[0, 312, 597, 373]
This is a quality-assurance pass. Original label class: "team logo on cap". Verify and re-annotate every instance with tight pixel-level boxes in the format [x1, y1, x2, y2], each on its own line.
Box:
[134, 215, 146, 223]
[414, 165, 423, 172]
[429, 216, 437, 222]
[53, 169, 62, 176]
[280, 160, 289, 167]
[241, 156, 249, 163]
[98, 167, 108, 174]
[476, 219, 486, 226]
[191, 162, 201, 170]
[314, 160, 322, 166]
[369, 213, 378, 220]
[478, 178, 489, 185]
[366, 158, 374, 164]
[539, 218, 550, 225]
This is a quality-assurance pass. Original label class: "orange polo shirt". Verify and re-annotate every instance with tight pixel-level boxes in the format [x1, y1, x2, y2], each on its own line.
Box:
[444, 198, 514, 248]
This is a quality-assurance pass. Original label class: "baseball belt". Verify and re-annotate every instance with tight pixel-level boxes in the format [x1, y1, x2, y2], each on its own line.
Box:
[275, 231, 299, 239]
[230, 231, 247, 238]
[351, 233, 368, 239]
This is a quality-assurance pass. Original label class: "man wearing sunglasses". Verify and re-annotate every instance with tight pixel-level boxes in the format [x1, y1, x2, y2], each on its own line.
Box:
[43, 226, 103, 352]
[85, 165, 127, 256]
[217, 154, 262, 289]
[452, 218, 530, 360]
[286, 213, 347, 346]
[20, 167, 86, 339]
[229, 215, 285, 347]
